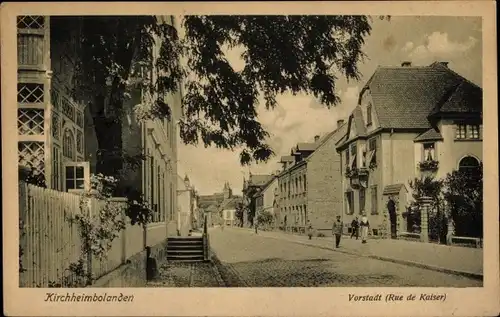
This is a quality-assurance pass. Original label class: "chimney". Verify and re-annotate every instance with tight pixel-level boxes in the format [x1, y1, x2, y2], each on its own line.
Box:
[314, 135, 320, 142]
[337, 119, 344, 127]
[401, 61, 412, 67]
[432, 61, 449, 68]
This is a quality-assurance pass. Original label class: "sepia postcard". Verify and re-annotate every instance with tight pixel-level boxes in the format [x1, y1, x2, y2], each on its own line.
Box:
[1, 1, 499, 316]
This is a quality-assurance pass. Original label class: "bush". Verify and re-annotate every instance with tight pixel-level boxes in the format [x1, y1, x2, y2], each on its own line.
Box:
[317, 232, 326, 237]
[444, 165, 483, 238]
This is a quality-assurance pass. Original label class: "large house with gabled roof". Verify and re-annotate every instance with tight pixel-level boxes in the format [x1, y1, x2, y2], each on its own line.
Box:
[336, 61, 483, 239]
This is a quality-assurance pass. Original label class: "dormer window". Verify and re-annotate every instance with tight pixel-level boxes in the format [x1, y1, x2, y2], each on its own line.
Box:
[367, 103, 373, 126]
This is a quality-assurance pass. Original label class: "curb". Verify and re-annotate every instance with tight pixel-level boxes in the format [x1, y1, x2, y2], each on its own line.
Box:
[239, 230, 484, 282]
[210, 250, 248, 287]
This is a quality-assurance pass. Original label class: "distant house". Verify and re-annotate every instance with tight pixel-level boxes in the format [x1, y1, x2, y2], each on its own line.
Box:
[242, 174, 274, 226]
[198, 182, 241, 227]
[254, 176, 279, 228]
[304, 120, 347, 235]
[336, 61, 482, 239]
[277, 139, 318, 233]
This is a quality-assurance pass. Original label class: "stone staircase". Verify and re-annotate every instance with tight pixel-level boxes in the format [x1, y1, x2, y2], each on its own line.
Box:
[167, 236, 206, 262]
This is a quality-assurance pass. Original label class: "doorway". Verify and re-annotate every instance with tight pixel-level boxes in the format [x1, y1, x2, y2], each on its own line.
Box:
[387, 198, 397, 239]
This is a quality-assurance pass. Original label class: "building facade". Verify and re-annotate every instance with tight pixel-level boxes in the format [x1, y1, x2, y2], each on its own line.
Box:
[337, 61, 483, 239]
[17, 16, 182, 247]
[305, 120, 347, 235]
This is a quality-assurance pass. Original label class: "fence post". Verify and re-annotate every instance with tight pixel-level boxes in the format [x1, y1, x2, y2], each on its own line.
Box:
[418, 196, 432, 243]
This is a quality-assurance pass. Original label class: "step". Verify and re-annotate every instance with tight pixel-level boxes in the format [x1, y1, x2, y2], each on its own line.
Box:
[168, 237, 204, 241]
[167, 250, 204, 255]
[166, 259, 206, 263]
[168, 243, 203, 248]
[167, 242, 203, 248]
[167, 255, 205, 260]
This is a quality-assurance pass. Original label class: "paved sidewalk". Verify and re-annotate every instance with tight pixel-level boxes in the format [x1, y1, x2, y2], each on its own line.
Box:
[217, 226, 483, 279]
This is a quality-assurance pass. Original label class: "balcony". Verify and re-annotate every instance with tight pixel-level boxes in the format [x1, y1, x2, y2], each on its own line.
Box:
[345, 167, 369, 189]
[418, 160, 439, 172]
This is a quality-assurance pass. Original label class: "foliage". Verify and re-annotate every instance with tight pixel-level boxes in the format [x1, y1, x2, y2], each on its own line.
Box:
[19, 218, 27, 273]
[18, 166, 46, 188]
[345, 167, 359, 178]
[418, 159, 439, 171]
[58, 15, 386, 167]
[235, 202, 246, 225]
[443, 164, 483, 238]
[408, 175, 443, 202]
[257, 210, 274, 227]
[69, 174, 127, 259]
[368, 160, 377, 171]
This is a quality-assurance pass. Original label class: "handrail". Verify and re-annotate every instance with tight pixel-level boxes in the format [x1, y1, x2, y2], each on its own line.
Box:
[203, 214, 210, 261]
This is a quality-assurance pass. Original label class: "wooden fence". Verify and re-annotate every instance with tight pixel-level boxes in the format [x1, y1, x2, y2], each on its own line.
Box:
[19, 182, 144, 287]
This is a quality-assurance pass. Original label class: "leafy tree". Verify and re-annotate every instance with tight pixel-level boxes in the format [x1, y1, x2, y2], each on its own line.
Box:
[443, 164, 483, 238]
[408, 176, 446, 242]
[235, 202, 246, 226]
[58, 15, 386, 175]
[257, 210, 274, 228]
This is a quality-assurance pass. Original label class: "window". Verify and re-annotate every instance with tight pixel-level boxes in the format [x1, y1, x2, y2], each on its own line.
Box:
[458, 156, 481, 173]
[64, 162, 89, 192]
[456, 124, 467, 139]
[62, 128, 76, 160]
[345, 149, 350, 167]
[170, 183, 174, 220]
[371, 186, 378, 214]
[456, 124, 481, 140]
[156, 165, 161, 222]
[304, 175, 307, 191]
[359, 188, 366, 214]
[367, 103, 373, 126]
[361, 144, 367, 168]
[52, 147, 61, 191]
[367, 137, 377, 166]
[345, 191, 354, 215]
[150, 155, 155, 208]
[423, 143, 435, 161]
[349, 143, 357, 168]
[468, 125, 480, 139]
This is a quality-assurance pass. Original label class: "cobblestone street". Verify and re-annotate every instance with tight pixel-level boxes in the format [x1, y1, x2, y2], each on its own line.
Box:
[209, 227, 481, 287]
[147, 261, 224, 287]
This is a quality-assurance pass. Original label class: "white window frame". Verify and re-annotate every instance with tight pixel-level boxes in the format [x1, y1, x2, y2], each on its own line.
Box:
[64, 161, 90, 193]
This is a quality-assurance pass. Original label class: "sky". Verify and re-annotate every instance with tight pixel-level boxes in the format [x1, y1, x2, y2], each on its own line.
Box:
[176, 16, 482, 196]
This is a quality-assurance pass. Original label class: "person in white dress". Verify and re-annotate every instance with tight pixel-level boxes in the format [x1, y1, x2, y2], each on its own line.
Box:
[360, 212, 370, 244]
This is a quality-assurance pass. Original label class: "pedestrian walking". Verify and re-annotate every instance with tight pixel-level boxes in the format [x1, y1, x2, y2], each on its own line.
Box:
[350, 216, 359, 239]
[332, 215, 343, 248]
[307, 222, 314, 240]
[360, 212, 370, 244]
[254, 219, 259, 234]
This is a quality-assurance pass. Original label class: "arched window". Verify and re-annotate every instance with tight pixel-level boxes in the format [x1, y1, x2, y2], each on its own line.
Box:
[458, 156, 480, 172]
[62, 128, 75, 160]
